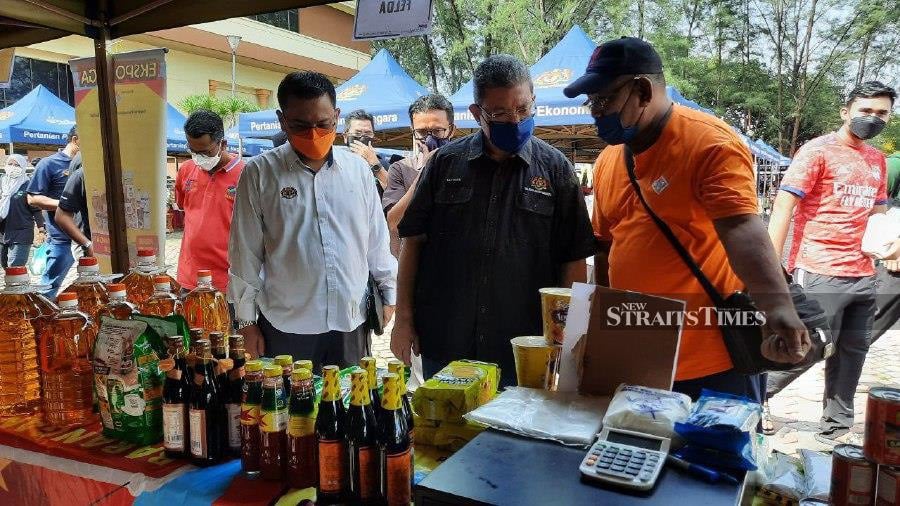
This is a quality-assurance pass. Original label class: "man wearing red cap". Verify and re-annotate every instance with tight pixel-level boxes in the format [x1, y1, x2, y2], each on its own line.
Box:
[564, 37, 809, 400]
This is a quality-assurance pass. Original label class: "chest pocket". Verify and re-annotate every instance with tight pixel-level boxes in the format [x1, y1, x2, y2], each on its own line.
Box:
[515, 190, 554, 245]
[434, 183, 472, 235]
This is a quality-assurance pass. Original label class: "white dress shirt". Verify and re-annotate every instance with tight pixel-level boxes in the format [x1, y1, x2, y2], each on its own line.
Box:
[228, 142, 397, 334]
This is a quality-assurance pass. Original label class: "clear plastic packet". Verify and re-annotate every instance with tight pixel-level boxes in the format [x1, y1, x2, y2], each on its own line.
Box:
[602, 384, 691, 439]
[674, 388, 761, 454]
[799, 449, 831, 502]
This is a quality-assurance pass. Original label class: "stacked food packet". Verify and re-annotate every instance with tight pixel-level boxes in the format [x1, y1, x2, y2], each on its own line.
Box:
[673, 389, 762, 471]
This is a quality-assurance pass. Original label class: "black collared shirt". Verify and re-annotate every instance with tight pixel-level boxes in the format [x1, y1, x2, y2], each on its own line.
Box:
[398, 132, 597, 378]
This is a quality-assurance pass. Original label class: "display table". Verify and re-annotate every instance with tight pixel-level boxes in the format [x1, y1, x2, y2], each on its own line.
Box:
[415, 430, 746, 505]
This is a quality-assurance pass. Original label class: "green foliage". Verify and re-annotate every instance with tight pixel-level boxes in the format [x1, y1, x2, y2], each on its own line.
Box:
[375, 0, 899, 156]
[178, 94, 259, 128]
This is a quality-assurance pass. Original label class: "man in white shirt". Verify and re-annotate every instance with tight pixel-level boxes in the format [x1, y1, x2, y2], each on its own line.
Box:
[228, 71, 397, 369]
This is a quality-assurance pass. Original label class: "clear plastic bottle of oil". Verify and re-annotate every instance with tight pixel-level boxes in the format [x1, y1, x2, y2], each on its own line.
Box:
[183, 269, 231, 338]
[121, 249, 181, 307]
[64, 257, 108, 339]
[140, 275, 184, 317]
[0, 267, 43, 416]
[99, 283, 139, 320]
[39, 292, 95, 428]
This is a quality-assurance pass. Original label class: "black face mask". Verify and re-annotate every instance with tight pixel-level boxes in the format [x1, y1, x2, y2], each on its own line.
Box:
[347, 135, 373, 147]
[849, 116, 886, 140]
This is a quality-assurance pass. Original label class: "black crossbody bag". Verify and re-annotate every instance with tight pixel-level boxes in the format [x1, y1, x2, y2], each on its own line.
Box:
[623, 147, 833, 375]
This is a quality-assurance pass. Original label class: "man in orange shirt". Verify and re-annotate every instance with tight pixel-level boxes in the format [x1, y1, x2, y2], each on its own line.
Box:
[564, 37, 809, 401]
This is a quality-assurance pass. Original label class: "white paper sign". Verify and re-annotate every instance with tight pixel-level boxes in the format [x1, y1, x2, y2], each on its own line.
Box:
[353, 0, 434, 41]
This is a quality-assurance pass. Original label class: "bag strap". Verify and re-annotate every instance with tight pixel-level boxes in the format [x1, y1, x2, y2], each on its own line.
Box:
[623, 146, 728, 306]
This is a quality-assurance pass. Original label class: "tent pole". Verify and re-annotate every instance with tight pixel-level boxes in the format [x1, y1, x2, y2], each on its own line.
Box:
[94, 30, 129, 273]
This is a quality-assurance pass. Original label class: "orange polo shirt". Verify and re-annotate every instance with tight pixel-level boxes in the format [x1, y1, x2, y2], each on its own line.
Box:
[175, 156, 244, 292]
[592, 105, 758, 381]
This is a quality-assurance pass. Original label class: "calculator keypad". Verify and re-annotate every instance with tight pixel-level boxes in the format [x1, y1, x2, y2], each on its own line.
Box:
[580, 442, 664, 487]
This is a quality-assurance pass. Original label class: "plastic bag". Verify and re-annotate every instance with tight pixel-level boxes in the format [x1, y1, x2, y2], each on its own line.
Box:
[799, 449, 831, 502]
[28, 242, 49, 276]
[464, 386, 610, 446]
[674, 389, 761, 454]
[602, 384, 691, 439]
[93, 316, 168, 445]
[862, 210, 900, 259]
[760, 452, 805, 500]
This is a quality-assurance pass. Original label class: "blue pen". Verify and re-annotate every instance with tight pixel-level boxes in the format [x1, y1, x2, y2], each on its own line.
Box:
[666, 454, 739, 485]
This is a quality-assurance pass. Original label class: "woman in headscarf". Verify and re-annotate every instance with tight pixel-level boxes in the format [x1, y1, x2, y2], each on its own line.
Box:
[0, 154, 44, 267]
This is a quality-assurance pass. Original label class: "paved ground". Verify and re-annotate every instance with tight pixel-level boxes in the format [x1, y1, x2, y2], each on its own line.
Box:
[11, 231, 898, 454]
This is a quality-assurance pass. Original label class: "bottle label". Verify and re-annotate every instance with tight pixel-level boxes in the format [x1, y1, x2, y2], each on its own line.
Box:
[162, 404, 185, 451]
[260, 410, 287, 433]
[318, 439, 347, 494]
[240, 404, 260, 426]
[358, 445, 378, 500]
[386, 448, 412, 505]
[189, 408, 207, 458]
[287, 416, 316, 437]
[226, 403, 241, 448]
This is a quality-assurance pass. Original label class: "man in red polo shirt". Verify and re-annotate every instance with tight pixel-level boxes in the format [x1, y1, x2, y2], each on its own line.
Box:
[175, 109, 244, 293]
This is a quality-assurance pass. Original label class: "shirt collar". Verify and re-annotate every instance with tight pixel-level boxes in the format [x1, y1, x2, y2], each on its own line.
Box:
[221, 155, 241, 173]
[466, 131, 534, 166]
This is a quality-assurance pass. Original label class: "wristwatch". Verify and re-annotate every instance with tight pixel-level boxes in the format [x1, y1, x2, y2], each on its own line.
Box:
[236, 319, 257, 330]
[80, 240, 92, 253]
[370, 163, 382, 175]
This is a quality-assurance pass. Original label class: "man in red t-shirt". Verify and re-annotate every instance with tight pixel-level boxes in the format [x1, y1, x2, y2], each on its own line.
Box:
[769, 81, 896, 444]
[175, 109, 245, 294]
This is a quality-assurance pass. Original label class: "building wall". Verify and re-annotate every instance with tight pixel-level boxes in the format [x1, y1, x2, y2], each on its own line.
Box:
[299, 6, 369, 54]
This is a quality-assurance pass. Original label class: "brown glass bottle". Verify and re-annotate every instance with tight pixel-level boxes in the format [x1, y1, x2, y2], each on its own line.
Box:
[189, 339, 226, 466]
[226, 335, 246, 458]
[360, 357, 381, 418]
[378, 373, 413, 506]
[387, 360, 414, 441]
[346, 369, 380, 504]
[161, 335, 191, 459]
[240, 359, 264, 477]
[316, 365, 348, 504]
[259, 365, 287, 480]
[287, 367, 318, 490]
[274, 354, 293, 401]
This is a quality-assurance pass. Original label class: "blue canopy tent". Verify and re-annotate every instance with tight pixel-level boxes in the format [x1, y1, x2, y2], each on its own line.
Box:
[225, 126, 273, 157]
[238, 49, 428, 139]
[665, 87, 715, 116]
[168, 103, 272, 157]
[0, 84, 76, 146]
[451, 25, 598, 129]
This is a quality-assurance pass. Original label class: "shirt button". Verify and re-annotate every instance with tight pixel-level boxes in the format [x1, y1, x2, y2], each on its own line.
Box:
[478, 334, 485, 342]
[479, 306, 487, 314]
[490, 196, 498, 203]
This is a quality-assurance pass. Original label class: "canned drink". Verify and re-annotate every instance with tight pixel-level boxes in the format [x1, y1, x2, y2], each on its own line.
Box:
[876, 466, 899, 506]
[832, 444, 877, 506]
[864, 387, 900, 466]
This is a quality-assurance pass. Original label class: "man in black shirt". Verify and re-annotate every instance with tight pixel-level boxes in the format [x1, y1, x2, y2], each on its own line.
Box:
[391, 55, 597, 385]
[56, 153, 92, 258]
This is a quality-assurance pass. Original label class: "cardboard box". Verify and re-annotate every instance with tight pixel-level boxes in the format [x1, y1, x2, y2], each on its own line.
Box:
[558, 283, 686, 397]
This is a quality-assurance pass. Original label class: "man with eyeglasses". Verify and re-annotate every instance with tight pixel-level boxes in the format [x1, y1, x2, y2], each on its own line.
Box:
[564, 37, 808, 401]
[174, 109, 244, 294]
[383, 93, 457, 257]
[392, 55, 596, 386]
[342, 109, 392, 191]
[768, 81, 896, 445]
[228, 71, 397, 369]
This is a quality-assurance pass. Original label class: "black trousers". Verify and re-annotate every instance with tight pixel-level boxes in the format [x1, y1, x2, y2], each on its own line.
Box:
[258, 313, 370, 374]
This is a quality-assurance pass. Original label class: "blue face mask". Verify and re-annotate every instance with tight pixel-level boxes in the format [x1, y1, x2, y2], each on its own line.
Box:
[594, 113, 639, 145]
[487, 116, 535, 154]
[423, 134, 451, 152]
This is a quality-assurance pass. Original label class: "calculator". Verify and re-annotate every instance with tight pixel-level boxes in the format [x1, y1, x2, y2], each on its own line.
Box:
[579, 427, 670, 491]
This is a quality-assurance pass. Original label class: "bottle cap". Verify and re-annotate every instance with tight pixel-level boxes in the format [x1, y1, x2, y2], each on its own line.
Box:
[228, 335, 245, 350]
[107, 283, 127, 297]
[194, 339, 212, 357]
[245, 360, 264, 373]
[387, 359, 405, 374]
[292, 368, 312, 381]
[294, 359, 313, 372]
[274, 355, 293, 367]
[138, 249, 156, 257]
[4, 266, 29, 283]
[264, 365, 282, 378]
[322, 364, 340, 377]
[5, 266, 27, 275]
[196, 269, 212, 283]
[208, 332, 225, 349]
[57, 292, 78, 307]
[79, 257, 99, 266]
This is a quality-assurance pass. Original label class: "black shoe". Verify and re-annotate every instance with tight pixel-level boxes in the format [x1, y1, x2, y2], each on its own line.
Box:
[814, 428, 851, 447]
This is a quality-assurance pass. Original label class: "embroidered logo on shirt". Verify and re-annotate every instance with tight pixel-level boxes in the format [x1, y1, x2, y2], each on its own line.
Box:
[281, 187, 298, 200]
[62, 170, 70, 177]
[183, 179, 195, 193]
[530, 176, 549, 192]
[225, 185, 236, 201]
[651, 176, 669, 195]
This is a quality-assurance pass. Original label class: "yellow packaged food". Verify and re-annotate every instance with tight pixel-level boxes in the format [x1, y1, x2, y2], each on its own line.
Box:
[412, 360, 500, 424]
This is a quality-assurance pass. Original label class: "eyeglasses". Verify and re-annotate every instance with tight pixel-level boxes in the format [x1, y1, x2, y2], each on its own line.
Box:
[188, 142, 223, 158]
[583, 77, 638, 114]
[477, 101, 536, 124]
[413, 127, 450, 139]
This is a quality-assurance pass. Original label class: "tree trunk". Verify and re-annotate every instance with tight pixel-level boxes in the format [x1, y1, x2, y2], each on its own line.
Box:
[638, 0, 646, 39]
[775, 0, 784, 152]
[856, 32, 872, 86]
[789, 0, 818, 155]
[422, 35, 440, 92]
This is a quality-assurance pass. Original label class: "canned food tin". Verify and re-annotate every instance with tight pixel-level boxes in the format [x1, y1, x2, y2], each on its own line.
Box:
[864, 387, 900, 466]
[831, 444, 876, 506]
[876, 466, 899, 506]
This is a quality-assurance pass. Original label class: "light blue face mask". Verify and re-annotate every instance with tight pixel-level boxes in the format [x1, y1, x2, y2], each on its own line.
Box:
[487, 115, 535, 154]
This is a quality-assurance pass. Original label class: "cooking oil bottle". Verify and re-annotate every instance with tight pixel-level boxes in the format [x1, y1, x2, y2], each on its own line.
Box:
[99, 283, 139, 320]
[140, 275, 184, 317]
[0, 267, 42, 416]
[64, 257, 108, 338]
[39, 292, 95, 428]
[121, 249, 180, 307]
[184, 269, 231, 338]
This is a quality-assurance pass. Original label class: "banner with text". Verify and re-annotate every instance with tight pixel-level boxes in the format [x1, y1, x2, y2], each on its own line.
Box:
[353, 0, 433, 40]
[69, 49, 167, 272]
